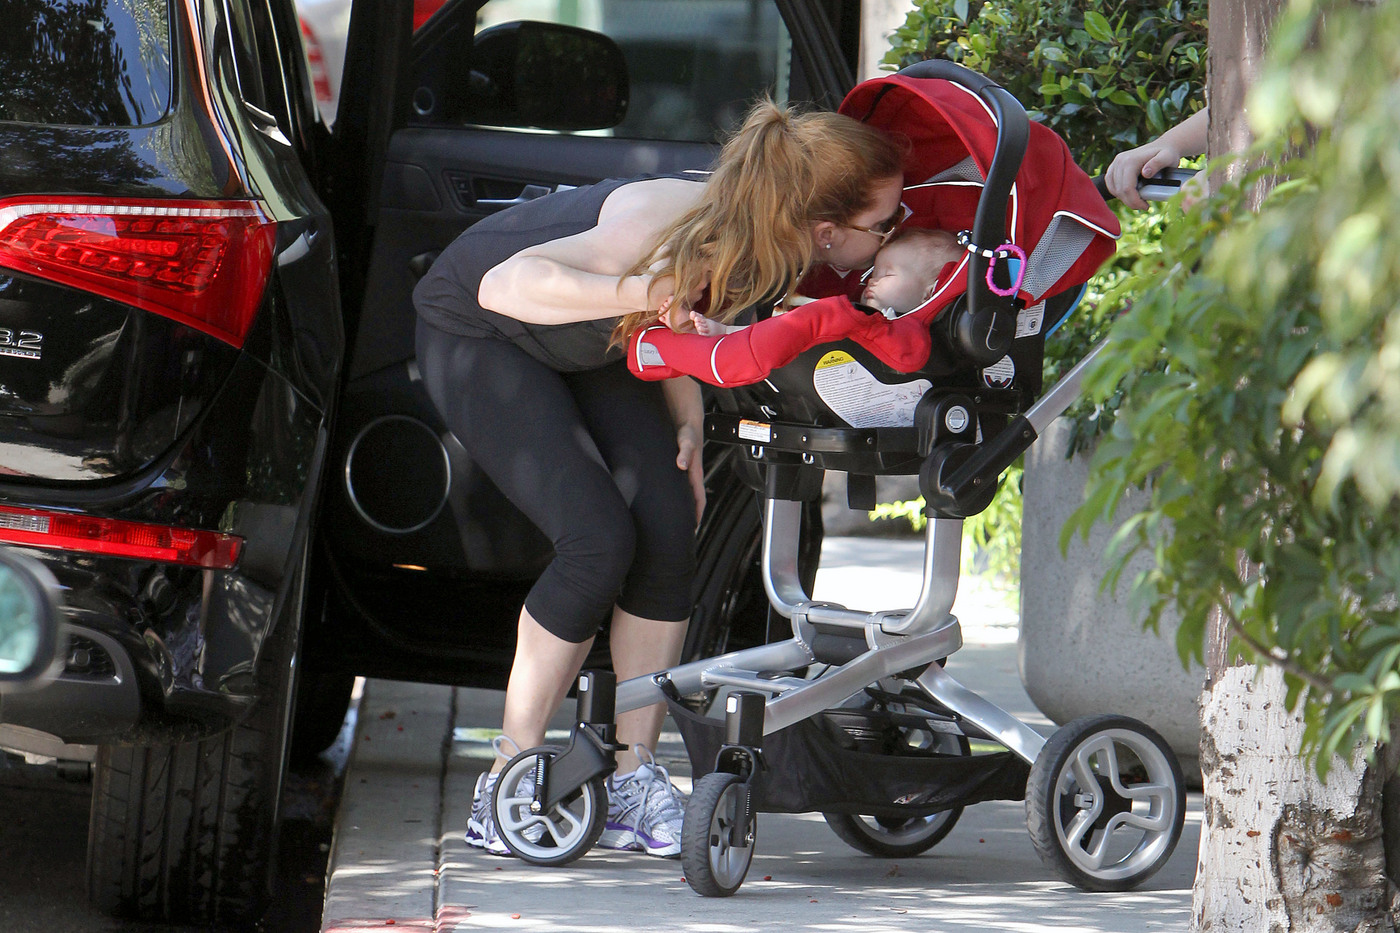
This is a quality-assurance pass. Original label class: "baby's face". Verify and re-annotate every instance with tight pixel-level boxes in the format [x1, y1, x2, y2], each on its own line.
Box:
[861, 240, 930, 316]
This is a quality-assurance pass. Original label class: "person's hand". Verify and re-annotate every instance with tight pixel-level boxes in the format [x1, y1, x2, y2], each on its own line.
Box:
[1106, 139, 1184, 210]
[674, 421, 705, 523]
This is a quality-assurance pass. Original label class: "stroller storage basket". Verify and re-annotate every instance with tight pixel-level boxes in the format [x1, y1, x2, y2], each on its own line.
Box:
[665, 695, 1028, 819]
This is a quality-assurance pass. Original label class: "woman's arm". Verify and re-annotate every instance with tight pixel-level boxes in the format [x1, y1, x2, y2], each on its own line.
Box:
[660, 375, 706, 524]
[477, 178, 699, 325]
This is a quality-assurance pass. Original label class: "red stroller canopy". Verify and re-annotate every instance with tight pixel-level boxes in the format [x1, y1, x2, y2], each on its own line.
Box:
[812, 73, 1120, 317]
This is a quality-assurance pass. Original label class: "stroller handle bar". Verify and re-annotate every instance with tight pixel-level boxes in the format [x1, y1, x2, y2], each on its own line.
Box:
[894, 59, 1030, 364]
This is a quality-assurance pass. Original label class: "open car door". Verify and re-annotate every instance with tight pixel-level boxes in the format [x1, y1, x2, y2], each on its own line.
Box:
[312, 0, 860, 688]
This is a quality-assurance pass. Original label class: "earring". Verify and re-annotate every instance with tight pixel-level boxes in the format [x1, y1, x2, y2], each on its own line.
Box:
[824, 243, 832, 250]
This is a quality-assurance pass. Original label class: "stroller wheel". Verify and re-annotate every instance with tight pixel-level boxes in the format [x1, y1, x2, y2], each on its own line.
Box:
[682, 772, 756, 897]
[1026, 715, 1185, 891]
[822, 806, 964, 858]
[492, 746, 607, 866]
[822, 700, 969, 857]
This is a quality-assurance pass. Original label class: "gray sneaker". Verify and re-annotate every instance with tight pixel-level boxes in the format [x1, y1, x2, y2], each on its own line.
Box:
[465, 735, 536, 857]
[598, 745, 686, 857]
[465, 769, 513, 856]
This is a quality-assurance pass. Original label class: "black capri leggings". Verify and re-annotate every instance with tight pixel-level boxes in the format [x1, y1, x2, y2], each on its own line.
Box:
[415, 319, 697, 643]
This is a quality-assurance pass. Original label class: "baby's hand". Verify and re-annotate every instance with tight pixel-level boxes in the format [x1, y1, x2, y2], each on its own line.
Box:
[690, 310, 728, 337]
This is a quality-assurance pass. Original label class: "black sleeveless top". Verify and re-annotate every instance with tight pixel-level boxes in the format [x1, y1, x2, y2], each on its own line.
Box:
[412, 174, 703, 372]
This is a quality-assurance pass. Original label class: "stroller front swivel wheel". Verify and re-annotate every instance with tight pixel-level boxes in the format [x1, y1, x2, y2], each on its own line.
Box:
[492, 746, 607, 866]
[1026, 715, 1185, 891]
[683, 772, 757, 897]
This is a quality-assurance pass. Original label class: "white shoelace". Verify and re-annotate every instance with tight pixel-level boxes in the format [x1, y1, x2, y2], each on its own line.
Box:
[622, 744, 684, 827]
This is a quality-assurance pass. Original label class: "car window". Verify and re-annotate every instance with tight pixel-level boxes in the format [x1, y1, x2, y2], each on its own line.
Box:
[418, 0, 792, 143]
[0, 0, 173, 126]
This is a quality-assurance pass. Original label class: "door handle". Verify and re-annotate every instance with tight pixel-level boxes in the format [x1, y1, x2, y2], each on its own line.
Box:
[409, 251, 441, 280]
[475, 183, 557, 208]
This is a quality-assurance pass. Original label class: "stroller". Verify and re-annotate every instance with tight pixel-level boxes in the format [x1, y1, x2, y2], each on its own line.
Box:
[487, 60, 1187, 897]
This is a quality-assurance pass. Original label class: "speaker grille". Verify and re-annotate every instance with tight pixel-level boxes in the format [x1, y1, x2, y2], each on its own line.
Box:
[344, 415, 451, 534]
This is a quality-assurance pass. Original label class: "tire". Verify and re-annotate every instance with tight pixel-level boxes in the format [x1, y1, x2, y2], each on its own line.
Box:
[85, 558, 304, 923]
[289, 667, 355, 765]
[685, 445, 823, 664]
[682, 771, 756, 897]
[822, 716, 969, 857]
[492, 747, 607, 866]
[1025, 714, 1185, 892]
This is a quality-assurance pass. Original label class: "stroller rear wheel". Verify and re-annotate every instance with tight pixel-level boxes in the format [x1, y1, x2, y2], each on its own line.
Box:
[1026, 715, 1185, 891]
[822, 806, 963, 858]
[492, 746, 608, 866]
[683, 772, 756, 897]
[822, 699, 969, 857]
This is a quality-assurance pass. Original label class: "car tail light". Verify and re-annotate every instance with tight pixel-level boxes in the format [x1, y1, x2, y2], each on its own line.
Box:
[0, 197, 276, 348]
[0, 505, 242, 569]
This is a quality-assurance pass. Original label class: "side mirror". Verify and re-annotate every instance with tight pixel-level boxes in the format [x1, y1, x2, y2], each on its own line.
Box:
[465, 21, 629, 131]
[0, 548, 63, 687]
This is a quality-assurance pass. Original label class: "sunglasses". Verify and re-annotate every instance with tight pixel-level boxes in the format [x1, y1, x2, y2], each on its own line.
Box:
[842, 202, 913, 246]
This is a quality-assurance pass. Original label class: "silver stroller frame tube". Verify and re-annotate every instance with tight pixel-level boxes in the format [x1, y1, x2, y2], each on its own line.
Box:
[615, 502, 1048, 765]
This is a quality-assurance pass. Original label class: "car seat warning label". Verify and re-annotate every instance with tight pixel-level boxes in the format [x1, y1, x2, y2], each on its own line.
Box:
[812, 351, 931, 428]
[982, 355, 1015, 388]
[737, 419, 772, 443]
[1016, 301, 1045, 338]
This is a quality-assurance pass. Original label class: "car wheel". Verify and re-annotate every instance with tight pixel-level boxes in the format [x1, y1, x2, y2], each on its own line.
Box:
[289, 666, 356, 765]
[85, 555, 305, 923]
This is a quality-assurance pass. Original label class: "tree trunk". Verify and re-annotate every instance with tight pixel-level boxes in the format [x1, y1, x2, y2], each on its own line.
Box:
[1194, 2, 1398, 930]
[1193, 667, 1397, 930]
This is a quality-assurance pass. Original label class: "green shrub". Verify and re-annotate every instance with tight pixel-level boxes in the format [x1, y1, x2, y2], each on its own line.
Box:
[883, 0, 1207, 174]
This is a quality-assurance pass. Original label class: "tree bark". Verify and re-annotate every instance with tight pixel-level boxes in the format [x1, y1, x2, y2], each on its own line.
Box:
[1193, 2, 1398, 930]
[1194, 667, 1397, 930]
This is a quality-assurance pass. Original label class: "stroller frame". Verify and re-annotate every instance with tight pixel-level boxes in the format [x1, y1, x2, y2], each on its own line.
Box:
[488, 60, 1186, 896]
[612, 338, 1105, 761]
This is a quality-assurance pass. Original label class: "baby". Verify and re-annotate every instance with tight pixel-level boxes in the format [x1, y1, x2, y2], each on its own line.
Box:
[688, 228, 964, 335]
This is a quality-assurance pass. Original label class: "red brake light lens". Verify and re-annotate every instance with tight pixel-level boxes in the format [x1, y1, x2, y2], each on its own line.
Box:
[0, 197, 277, 348]
[0, 505, 242, 569]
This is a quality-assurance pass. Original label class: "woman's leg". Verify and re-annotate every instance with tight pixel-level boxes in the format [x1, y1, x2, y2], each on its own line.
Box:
[567, 364, 698, 773]
[608, 607, 689, 774]
[498, 607, 595, 768]
[416, 325, 641, 769]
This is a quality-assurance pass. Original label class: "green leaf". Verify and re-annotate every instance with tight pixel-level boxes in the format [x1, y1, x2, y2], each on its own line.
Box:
[1083, 11, 1116, 43]
[1146, 97, 1166, 135]
[954, 0, 969, 23]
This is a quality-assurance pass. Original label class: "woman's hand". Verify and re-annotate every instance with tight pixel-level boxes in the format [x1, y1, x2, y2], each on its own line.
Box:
[660, 376, 706, 523]
[675, 420, 706, 524]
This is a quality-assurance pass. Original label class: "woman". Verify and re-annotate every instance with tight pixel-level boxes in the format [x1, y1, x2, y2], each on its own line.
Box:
[412, 98, 905, 858]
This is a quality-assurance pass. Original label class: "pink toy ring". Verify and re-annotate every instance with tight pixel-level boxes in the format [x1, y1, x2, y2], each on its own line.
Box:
[985, 243, 1026, 297]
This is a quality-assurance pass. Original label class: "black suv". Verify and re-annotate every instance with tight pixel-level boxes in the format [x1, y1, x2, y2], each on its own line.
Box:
[0, 0, 858, 924]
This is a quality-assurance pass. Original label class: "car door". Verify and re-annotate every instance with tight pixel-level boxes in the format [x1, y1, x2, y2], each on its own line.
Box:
[312, 0, 860, 687]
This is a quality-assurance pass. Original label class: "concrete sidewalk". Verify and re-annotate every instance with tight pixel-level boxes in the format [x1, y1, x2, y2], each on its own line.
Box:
[320, 539, 1201, 932]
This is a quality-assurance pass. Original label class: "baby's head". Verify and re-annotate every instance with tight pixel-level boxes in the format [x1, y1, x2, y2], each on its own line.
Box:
[860, 228, 963, 316]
